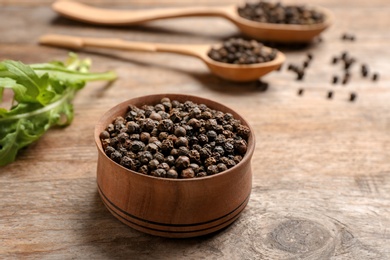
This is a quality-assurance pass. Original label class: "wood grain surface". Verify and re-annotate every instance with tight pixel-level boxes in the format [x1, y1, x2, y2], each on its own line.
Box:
[1, 0, 390, 259]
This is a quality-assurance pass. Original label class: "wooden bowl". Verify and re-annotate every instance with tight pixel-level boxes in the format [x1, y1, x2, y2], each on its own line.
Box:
[94, 94, 255, 238]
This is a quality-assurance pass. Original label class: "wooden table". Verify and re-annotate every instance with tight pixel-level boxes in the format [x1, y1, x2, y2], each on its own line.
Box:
[1, 0, 389, 259]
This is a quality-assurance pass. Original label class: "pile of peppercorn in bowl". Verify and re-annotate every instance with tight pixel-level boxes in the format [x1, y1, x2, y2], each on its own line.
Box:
[94, 94, 255, 238]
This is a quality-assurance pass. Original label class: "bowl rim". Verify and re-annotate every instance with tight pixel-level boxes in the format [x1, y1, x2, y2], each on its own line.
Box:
[94, 93, 256, 182]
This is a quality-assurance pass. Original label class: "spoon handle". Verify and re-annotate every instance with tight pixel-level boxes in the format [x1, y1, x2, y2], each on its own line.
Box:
[53, 0, 233, 25]
[39, 34, 209, 58]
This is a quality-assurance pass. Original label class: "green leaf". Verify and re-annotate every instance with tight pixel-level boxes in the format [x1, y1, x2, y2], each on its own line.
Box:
[0, 77, 28, 103]
[1, 60, 42, 100]
[0, 54, 117, 166]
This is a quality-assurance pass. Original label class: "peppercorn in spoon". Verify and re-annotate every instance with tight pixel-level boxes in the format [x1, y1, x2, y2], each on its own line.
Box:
[52, 0, 332, 43]
[39, 34, 285, 82]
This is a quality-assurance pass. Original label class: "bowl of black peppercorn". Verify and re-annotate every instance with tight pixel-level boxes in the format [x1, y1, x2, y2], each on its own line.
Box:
[95, 94, 255, 238]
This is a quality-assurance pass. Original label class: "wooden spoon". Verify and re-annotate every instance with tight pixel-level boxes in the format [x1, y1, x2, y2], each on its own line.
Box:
[39, 34, 285, 82]
[52, 0, 333, 43]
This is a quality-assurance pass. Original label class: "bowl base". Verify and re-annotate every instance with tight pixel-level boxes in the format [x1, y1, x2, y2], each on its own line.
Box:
[98, 185, 250, 238]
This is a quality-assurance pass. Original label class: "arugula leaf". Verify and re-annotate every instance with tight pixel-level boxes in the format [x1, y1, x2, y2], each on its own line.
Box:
[0, 54, 116, 166]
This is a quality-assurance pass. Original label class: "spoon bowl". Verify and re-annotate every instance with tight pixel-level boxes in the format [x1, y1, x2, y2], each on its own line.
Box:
[39, 34, 285, 82]
[52, 0, 332, 43]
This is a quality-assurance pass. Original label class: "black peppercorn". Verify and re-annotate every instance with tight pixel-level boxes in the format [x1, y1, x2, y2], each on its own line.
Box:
[107, 123, 115, 134]
[199, 147, 212, 160]
[222, 141, 233, 154]
[154, 104, 165, 112]
[139, 151, 153, 165]
[234, 155, 243, 163]
[201, 111, 213, 120]
[181, 168, 195, 178]
[349, 92, 357, 102]
[167, 134, 178, 144]
[110, 151, 122, 163]
[162, 101, 172, 111]
[196, 172, 207, 177]
[207, 165, 219, 175]
[140, 132, 150, 143]
[158, 132, 169, 141]
[198, 134, 209, 144]
[140, 118, 155, 132]
[227, 159, 236, 168]
[183, 125, 193, 136]
[120, 156, 135, 170]
[332, 76, 338, 84]
[170, 148, 179, 157]
[165, 155, 176, 166]
[217, 163, 228, 172]
[104, 146, 116, 157]
[175, 156, 190, 170]
[148, 159, 160, 170]
[235, 139, 248, 155]
[101, 139, 111, 150]
[149, 112, 162, 121]
[145, 143, 159, 154]
[178, 146, 190, 156]
[126, 121, 140, 134]
[114, 116, 125, 126]
[206, 130, 217, 141]
[213, 146, 225, 156]
[157, 119, 174, 132]
[158, 111, 170, 120]
[171, 100, 180, 108]
[170, 110, 182, 123]
[129, 134, 140, 140]
[175, 136, 189, 148]
[237, 125, 250, 139]
[130, 140, 145, 153]
[152, 168, 166, 177]
[158, 162, 170, 171]
[215, 134, 226, 145]
[223, 124, 234, 131]
[205, 157, 217, 167]
[188, 118, 201, 129]
[148, 137, 159, 144]
[166, 168, 178, 179]
[188, 136, 199, 146]
[189, 163, 200, 173]
[139, 165, 149, 175]
[161, 139, 174, 153]
[153, 152, 165, 163]
[189, 107, 201, 118]
[189, 150, 201, 164]
[174, 126, 186, 137]
[99, 130, 110, 140]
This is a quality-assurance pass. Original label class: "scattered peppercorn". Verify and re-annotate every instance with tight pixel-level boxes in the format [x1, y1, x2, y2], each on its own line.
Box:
[372, 73, 379, 81]
[332, 75, 338, 84]
[341, 33, 356, 41]
[349, 92, 357, 102]
[327, 91, 333, 99]
[296, 70, 305, 81]
[361, 64, 368, 77]
[342, 72, 350, 85]
[297, 88, 304, 96]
